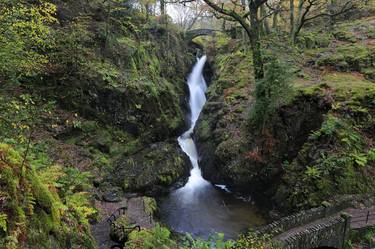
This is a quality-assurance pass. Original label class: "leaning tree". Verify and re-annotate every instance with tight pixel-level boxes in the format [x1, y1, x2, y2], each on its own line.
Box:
[290, 0, 360, 42]
[199, 0, 283, 79]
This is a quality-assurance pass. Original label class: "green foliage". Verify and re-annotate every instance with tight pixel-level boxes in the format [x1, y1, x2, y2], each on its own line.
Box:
[309, 114, 343, 140]
[333, 30, 357, 43]
[125, 223, 176, 249]
[57, 167, 92, 196]
[0, 0, 56, 82]
[0, 213, 7, 233]
[297, 31, 333, 48]
[280, 113, 375, 209]
[181, 233, 234, 249]
[0, 94, 54, 145]
[346, 226, 375, 249]
[235, 232, 279, 249]
[0, 143, 96, 249]
[316, 44, 374, 71]
[249, 58, 294, 129]
[143, 197, 157, 215]
[52, 18, 93, 76]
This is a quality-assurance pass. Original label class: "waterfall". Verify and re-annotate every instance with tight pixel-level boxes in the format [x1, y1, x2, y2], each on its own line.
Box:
[160, 56, 262, 239]
[177, 55, 209, 196]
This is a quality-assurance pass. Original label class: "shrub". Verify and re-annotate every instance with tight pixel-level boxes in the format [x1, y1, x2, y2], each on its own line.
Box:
[249, 58, 294, 130]
[235, 232, 280, 249]
[181, 233, 234, 249]
[125, 223, 176, 249]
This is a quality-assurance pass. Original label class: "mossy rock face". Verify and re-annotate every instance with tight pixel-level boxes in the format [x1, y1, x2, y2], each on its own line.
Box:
[316, 44, 374, 72]
[84, 78, 186, 141]
[39, 0, 196, 145]
[197, 82, 330, 197]
[110, 142, 189, 196]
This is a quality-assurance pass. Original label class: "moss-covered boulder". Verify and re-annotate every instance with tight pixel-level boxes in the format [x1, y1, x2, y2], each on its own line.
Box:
[110, 142, 189, 195]
[86, 77, 187, 140]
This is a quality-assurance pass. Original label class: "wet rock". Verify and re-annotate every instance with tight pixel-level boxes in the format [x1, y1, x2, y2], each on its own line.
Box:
[269, 210, 282, 220]
[111, 142, 190, 196]
[196, 92, 329, 199]
[102, 185, 123, 202]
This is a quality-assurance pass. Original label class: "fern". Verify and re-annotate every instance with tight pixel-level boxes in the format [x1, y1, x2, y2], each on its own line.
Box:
[367, 148, 375, 161]
[25, 191, 36, 215]
[350, 152, 367, 167]
[0, 213, 7, 233]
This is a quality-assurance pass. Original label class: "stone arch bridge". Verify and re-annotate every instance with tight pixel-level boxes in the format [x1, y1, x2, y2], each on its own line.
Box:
[185, 29, 221, 41]
[255, 196, 375, 249]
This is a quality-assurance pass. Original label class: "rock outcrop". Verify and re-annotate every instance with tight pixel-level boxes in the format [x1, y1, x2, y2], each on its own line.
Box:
[110, 142, 190, 196]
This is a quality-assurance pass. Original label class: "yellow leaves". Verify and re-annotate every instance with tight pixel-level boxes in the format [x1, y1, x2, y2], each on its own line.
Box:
[38, 164, 66, 187]
[38, 2, 58, 24]
[0, 143, 22, 165]
[65, 192, 97, 224]
[0, 1, 57, 79]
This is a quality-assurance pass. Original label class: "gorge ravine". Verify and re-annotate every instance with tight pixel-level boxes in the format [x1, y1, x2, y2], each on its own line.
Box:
[159, 56, 264, 239]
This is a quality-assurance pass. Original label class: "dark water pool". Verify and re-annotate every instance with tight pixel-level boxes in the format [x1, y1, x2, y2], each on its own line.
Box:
[159, 183, 265, 239]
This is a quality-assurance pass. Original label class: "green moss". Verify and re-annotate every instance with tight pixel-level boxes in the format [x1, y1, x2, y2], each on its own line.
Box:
[316, 44, 374, 71]
[81, 120, 98, 133]
[143, 197, 157, 215]
[362, 67, 375, 81]
[333, 30, 357, 43]
[158, 174, 173, 185]
[321, 72, 375, 100]
[278, 111, 375, 210]
[298, 31, 333, 48]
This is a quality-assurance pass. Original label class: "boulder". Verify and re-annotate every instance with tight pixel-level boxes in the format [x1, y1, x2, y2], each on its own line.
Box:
[111, 142, 190, 196]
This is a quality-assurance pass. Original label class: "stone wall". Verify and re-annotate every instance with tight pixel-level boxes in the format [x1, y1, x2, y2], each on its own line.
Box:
[257, 195, 355, 237]
[280, 215, 350, 249]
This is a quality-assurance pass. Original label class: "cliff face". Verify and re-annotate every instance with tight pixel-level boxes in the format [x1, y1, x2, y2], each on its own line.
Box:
[195, 16, 375, 212]
[195, 53, 330, 201]
[0, 2, 197, 247]
[40, 1, 195, 143]
[34, 1, 197, 194]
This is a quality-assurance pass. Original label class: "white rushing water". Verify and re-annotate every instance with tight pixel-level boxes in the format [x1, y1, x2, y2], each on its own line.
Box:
[177, 55, 210, 195]
[160, 55, 263, 238]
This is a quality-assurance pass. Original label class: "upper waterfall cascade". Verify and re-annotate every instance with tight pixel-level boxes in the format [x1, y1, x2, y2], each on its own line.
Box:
[177, 55, 210, 194]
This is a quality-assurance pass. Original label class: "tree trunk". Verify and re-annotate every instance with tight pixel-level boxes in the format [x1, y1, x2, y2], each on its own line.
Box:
[292, 0, 304, 43]
[145, 3, 150, 21]
[248, 4, 264, 79]
[240, 0, 248, 46]
[222, 19, 226, 31]
[272, 12, 278, 30]
[160, 0, 165, 15]
[289, 0, 295, 36]
[329, 0, 337, 29]
[260, 5, 270, 34]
